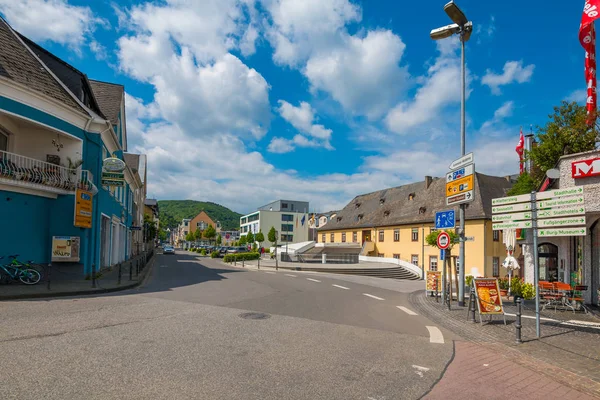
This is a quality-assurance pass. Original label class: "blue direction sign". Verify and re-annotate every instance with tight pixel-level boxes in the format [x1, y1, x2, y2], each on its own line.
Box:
[435, 210, 455, 229]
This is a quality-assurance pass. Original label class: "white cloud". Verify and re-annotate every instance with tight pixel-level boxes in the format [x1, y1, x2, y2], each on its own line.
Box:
[481, 101, 515, 132]
[475, 15, 496, 44]
[267, 137, 295, 153]
[566, 89, 587, 104]
[481, 60, 535, 95]
[277, 100, 333, 144]
[385, 39, 468, 134]
[0, 0, 104, 51]
[305, 29, 408, 119]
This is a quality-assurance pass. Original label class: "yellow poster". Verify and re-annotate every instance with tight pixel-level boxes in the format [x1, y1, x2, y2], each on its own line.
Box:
[74, 189, 93, 228]
[446, 175, 474, 197]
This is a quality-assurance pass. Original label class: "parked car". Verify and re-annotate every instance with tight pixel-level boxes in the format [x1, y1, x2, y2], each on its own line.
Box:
[163, 246, 175, 255]
[218, 247, 229, 256]
[227, 246, 247, 254]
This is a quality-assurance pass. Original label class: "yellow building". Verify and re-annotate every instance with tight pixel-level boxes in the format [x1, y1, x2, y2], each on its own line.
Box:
[317, 174, 520, 278]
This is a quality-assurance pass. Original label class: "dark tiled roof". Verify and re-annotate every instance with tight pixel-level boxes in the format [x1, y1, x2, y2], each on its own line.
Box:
[0, 18, 84, 113]
[89, 80, 123, 124]
[319, 173, 513, 231]
[123, 153, 140, 173]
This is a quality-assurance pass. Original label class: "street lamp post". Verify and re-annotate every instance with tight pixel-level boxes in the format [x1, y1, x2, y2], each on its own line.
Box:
[430, 1, 472, 307]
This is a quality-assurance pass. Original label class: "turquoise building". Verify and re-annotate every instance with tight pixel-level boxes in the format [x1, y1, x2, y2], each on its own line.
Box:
[0, 17, 146, 275]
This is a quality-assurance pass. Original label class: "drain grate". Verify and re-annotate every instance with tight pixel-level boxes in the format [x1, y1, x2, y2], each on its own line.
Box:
[239, 312, 271, 320]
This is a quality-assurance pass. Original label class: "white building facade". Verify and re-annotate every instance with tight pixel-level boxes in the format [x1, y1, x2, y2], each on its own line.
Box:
[240, 200, 310, 246]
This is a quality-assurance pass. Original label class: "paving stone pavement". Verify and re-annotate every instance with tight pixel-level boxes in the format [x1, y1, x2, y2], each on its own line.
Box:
[424, 341, 598, 400]
[410, 291, 600, 398]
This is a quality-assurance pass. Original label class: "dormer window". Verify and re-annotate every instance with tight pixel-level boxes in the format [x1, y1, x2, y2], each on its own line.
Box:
[355, 202, 361, 209]
[357, 214, 364, 221]
[379, 198, 385, 205]
[383, 210, 390, 217]
[408, 193, 415, 201]
[336, 216, 342, 222]
[419, 207, 426, 214]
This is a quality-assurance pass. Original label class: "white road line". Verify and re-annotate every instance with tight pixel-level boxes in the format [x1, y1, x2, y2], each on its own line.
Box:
[306, 278, 321, 283]
[332, 284, 350, 290]
[396, 306, 418, 315]
[426, 326, 444, 344]
[363, 293, 384, 301]
[284, 274, 297, 277]
[264, 271, 276, 274]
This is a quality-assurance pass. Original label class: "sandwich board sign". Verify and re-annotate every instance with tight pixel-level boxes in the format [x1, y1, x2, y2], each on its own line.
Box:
[472, 278, 506, 325]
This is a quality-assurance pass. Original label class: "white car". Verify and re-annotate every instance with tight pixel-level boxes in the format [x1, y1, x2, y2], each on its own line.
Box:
[163, 246, 175, 255]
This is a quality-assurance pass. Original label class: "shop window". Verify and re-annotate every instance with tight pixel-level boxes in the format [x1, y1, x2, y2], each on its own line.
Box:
[342, 233, 346, 243]
[493, 230, 500, 242]
[352, 231, 358, 242]
[394, 229, 400, 242]
[412, 228, 419, 242]
[379, 230, 384, 242]
[493, 257, 499, 277]
[430, 256, 438, 271]
[411, 255, 419, 266]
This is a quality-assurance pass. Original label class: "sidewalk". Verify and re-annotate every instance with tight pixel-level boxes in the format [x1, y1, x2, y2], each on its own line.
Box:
[0, 252, 154, 301]
[410, 292, 600, 398]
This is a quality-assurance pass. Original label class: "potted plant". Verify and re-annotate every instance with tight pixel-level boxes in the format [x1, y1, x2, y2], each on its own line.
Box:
[498, 277, 510, 297]
[521, 283, 536, 300]
[511, 276, 523, 304]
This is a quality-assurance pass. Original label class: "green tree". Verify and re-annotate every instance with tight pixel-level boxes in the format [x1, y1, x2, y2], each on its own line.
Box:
[203, 224, 217, 245]
[506, 171, 536, 196]
[194, 228, 203, 241]
[216, 234, 222, 246]
[144, 214, 157, 242]
[267, 226, 277, 244]
[255, 230, 265, 248]
[528, 101, 598, 184]
[425, 230, 459, 251]
[185, 231, 194, 242]
[246, 231, 254, 244]
[239, 235, 247, 246]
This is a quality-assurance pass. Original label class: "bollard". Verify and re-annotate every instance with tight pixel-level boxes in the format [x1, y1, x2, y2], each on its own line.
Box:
[468, 289, 476, 323]
[242, 258, 245, 268]
[515, 297, 523, 344]
[91, 263, 97, 288]
[136, 260, 139, 277]
[234, 255, 237, 266]
[258, 256, 260, 269]
[129, 261, 133, 281]
[118, 263, 122, 285]
[46, 263, 51, 290]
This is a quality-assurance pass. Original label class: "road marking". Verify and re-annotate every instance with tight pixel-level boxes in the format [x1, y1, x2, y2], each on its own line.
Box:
[332, 284, 350, 290]
[284, 274, 297, 277]
[307, 278, 321, 282]
[363, 293, 384, 301]
[426, 326, 444, 344]
[396, 306, 418, 315]
[264, 271, 276, 274]
[412, 365, 430, 378]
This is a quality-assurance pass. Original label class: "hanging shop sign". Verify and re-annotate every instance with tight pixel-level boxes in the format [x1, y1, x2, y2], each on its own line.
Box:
[51, 236, 80, 262]
[101, 172, 125, 187]
[103, 156, 126, 173]
[572, 157, 600, 178]
[74, 189, 93, 228]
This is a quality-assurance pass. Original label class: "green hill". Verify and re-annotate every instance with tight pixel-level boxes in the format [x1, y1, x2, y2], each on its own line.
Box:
[158, 200, 242, 231]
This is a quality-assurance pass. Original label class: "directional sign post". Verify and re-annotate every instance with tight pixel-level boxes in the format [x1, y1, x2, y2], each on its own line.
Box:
[538, 227, 587, 237]
[435, 210, 455, 229]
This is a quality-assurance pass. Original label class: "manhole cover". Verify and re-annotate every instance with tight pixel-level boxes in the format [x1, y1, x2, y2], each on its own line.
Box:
[239, 312, 271, 320]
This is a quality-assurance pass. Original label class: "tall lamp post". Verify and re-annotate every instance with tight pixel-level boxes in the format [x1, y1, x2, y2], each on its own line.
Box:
[430, 1, 472, 307]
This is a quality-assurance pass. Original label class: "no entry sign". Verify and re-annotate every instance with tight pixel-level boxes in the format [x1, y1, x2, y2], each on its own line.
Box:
[437, 232, 450, 250]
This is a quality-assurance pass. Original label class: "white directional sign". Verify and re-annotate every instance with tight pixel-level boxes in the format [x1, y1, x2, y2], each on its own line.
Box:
[449, 153, 474, 170]
[492, 211, 533, 222]
[492, 220, 533, 230]
[538, 196, 584, 209]
[446, 164, 474, 183]
[446, 190, 474, 206]
[492, 203, 532, 214]
[491, 187, 584, 206]
[537, 216, 587, 228]
[537, 206, 586, 219]
[538, 227, 587, 237]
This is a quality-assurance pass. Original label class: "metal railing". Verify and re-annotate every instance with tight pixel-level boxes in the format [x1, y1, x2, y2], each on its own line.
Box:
[0, 150, 94, 195]
[293, 253, 359, 264]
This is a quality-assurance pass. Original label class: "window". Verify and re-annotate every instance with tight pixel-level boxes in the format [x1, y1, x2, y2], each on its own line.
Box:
[352, 231, 357, 242]
[493, 230, 500, 242]
[184, 221, 189, 226]
[411, 255, 419, 266]
[378, 253, 384, 258]
[493, 257, 500, 277]
[282, 214, 294, 222]
[378, 230, 384, 242]
[342, 233, 346, 243]
[322, 234, 326, 243]
[330, 233, 334, 242]
[248, 213, 259, 222]
[291, 203, 294, 211]
[429, 227, 437, 234]
[281, 224, 294, 232]
[394, 229, 400, 242]
[241, 217, 247, 224]
[393, 254, 400, 260]
[430, 256, 438, 271]
[281, 202, 288, 209]
[411, 228, 419, 242]
[0, 129, 7, 151]
[281, 234, 293, 242]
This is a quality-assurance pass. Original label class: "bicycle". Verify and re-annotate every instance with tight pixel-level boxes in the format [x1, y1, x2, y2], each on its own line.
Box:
[0, 255, 42, 285]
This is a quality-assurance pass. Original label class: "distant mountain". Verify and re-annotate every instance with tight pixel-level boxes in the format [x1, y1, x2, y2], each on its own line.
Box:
[158, 200, 242, 231]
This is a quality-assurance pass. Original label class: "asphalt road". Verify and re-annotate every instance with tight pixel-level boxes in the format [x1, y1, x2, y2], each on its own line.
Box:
[0, 250, 457, 400]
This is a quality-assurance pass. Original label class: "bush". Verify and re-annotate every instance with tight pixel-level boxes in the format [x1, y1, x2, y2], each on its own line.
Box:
[201, 249, 207, 256]
[498, 277, 510, 290]
[521, 283, 536, 300]
[223, 252, 260, 263]
[210, 251, 220, 258]
[465, 275, 474, 288]
[190, 247, 196, 252]
[511, 277, 523, 297]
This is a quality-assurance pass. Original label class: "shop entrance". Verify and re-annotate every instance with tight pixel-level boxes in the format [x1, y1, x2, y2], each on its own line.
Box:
[362, 230, 371, 243]
[538, 243, 558, 282]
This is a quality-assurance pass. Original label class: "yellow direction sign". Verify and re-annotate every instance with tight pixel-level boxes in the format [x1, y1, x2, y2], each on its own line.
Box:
[74, 189, 93, 229]
[446, 175, 474, 197]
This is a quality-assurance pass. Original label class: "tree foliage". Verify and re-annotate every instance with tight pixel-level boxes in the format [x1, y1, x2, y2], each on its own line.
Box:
[157, 200, 242, 231]
[255, 230, 264, 247]
[425, 230, 459, 252]
[528, 101, 598, 184]
[185, 231, 195, 242]
[216, 234, 222, 245]
[194, 228, 203, 240]
[267, 226, 277, 243]
[506, 171, 536, 196]
[246, 231, 254, 244]
[203, 224, 217, 243]
[239, 235, 247, 246]
[144, 213, 157, 242]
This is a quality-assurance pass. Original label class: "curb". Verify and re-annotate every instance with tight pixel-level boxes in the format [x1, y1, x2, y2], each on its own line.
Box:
[0, 256, 155, 301]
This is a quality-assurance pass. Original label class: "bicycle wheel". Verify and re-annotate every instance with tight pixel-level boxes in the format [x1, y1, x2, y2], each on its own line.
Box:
[18, 269, 41, 285]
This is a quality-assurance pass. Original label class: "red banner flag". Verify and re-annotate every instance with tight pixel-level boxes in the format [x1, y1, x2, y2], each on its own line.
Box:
[580, 0, 600, 125]
[516, 127, 525, 174]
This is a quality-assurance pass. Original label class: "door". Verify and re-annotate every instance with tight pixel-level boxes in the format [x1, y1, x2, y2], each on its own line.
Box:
[538, 243, 558, 282]
[100, 216, 111, 268]
[362, 230, 371, 243]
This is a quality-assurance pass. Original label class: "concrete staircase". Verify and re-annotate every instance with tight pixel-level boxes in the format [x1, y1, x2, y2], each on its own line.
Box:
[283, 265, 420, 280]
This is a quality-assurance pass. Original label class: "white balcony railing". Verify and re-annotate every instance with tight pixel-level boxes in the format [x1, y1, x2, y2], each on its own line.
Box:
[0, 150, 96, 195]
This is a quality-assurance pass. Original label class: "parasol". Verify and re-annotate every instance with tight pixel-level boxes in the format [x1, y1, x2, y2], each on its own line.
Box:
[502, 229, 520, 296]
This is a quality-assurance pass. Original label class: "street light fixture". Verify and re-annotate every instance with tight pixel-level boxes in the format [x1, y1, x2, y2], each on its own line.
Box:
[430, 1, 472, 308]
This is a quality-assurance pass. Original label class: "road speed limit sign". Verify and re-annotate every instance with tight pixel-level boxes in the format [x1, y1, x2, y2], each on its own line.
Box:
[437, 232, 450, 250]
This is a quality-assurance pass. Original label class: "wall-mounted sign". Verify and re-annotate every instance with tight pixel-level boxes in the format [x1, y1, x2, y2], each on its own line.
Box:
[103, 157, 126, 173]
[74, 189, 93, 228]
[51, 236, 80, 262]
[572, 157, 600, 178]
[101, 172, 125, 187]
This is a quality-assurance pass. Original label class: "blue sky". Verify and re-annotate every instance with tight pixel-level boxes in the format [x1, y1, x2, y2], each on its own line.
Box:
[0, 0, 590, 213]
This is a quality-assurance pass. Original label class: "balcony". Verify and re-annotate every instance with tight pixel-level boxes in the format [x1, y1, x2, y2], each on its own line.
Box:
[0, 150, 96, 196]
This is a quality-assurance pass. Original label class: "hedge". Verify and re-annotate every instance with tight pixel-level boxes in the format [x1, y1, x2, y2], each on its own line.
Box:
[223, 252, 260, 262]
[201, 249, 207, 256]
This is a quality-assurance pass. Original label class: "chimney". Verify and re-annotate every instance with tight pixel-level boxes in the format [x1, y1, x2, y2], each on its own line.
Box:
[425, 176, 433, 189]
[505, 175, 512, 182]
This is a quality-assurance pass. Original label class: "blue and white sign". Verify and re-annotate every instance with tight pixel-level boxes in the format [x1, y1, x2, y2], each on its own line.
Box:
[446, 164, 474, 183]
[435, 210, 455, 229]
[440, 249, 446, 261]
